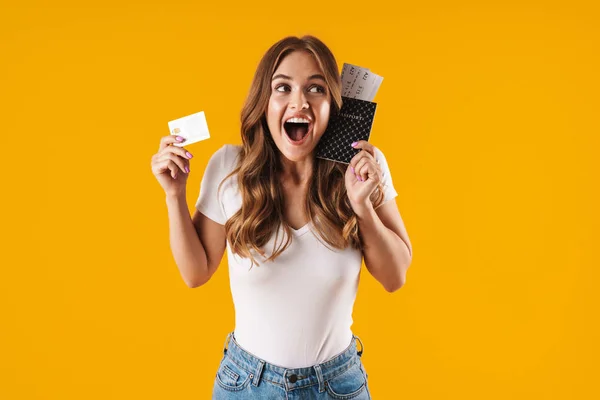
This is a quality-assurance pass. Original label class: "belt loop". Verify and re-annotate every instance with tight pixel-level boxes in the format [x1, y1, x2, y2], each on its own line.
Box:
[313, 364, 325, 393]
[252, 359, 265, 387]
[223, 332, 232, 355]
[354, 335, 364, 357]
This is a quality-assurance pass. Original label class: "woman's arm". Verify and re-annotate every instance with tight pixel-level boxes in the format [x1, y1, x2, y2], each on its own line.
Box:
[355, 200, 413, 293]
[166, 194, 212, 288]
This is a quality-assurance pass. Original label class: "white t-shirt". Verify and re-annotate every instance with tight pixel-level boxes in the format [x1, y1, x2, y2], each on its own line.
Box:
[195, 144, 398, 368]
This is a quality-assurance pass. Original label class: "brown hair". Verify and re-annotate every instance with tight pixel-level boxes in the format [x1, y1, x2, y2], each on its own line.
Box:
[220, 35, 384, 268]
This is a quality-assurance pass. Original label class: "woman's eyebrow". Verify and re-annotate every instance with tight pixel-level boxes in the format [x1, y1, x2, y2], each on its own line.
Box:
[271, 74, 326, 82]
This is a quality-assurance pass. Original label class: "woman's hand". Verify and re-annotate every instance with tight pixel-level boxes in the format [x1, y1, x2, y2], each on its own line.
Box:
[345, 140, 383, 214]
[151, 135, 193, 197]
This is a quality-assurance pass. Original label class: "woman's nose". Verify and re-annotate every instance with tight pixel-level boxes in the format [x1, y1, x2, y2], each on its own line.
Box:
[290, 90, 309, 109]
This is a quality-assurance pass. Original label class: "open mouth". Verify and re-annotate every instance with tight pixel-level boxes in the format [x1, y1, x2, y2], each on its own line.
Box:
[283, 121, 311, 142]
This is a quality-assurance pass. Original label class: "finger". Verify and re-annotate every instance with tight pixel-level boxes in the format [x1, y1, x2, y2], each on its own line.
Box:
[348, 161, 362, 181]
[349, 149, 374, 174]
[357, 157, 381, 180]
[153, 159, 179, 179]
[159, 134, 186, 152]
[160, 144, 193, 161]
[351, 140, 376, 158]
[169, 161, 177, 179]
[157, 152, 189, 174]
[348, 165, 361, 182]
[353, 158, 366, 181]
[358, 161, 379, 182]
[349, 149, 373, 166]
[354, 158, 373, 181]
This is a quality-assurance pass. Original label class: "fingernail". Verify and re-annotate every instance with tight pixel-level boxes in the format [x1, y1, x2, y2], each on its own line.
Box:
[185, 166, 190, 173]
[176, 136, 185, 141]
[186, 151, 193, 159]
[350, 166, 355, 173]
[351, 142, 358, 147]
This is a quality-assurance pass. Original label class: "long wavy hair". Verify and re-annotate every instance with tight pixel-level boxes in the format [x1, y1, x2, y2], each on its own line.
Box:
[220, 35, 384, 268]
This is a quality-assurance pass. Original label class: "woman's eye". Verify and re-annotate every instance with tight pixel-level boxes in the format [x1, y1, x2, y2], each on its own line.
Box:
[309, 85, 325, 93]
[274, 84, 325, 93]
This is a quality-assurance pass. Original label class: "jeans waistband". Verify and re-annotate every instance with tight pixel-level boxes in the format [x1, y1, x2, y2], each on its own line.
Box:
[221, 331, 364, 391]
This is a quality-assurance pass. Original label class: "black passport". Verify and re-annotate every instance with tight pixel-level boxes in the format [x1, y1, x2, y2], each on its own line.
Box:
[315, 96, 377, 164]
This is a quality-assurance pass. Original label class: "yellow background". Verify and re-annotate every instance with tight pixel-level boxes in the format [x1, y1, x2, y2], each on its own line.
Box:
[2, 0, 598, 398]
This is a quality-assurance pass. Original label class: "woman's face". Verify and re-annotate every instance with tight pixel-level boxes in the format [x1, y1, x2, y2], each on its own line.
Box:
[266, 50, 331, 162]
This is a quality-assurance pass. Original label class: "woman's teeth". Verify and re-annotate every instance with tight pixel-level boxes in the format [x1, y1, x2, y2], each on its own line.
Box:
[285, 117, 310, 123]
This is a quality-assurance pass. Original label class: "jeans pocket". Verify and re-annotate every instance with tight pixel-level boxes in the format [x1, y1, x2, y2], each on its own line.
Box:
[325, 360, 367, 399]
[215, 356, 253, 392]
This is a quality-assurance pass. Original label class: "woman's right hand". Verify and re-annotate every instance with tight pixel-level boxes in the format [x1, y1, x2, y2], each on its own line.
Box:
[151, 135, 194, 197]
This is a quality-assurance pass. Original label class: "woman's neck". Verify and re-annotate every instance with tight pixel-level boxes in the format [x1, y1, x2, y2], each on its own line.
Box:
[278, 155, 314, 186]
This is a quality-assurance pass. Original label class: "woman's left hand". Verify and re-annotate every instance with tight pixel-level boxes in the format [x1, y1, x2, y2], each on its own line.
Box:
[345, 140, 383, 214]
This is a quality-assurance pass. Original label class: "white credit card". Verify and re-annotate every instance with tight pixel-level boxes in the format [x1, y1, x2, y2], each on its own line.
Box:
[168, 111, 210, 147]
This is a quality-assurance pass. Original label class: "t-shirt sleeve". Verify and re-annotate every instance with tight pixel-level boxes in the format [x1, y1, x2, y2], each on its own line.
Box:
[195, 144, 232, 225]
[374, 147, 398, 206]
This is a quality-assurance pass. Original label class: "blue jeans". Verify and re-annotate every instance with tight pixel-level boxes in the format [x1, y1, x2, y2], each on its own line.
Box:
[212, 332, 371, 399]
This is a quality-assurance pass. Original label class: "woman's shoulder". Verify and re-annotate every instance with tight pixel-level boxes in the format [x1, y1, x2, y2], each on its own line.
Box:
[209, 144, 242, 177]
[222, 143, 243, 154]
[221, 143, 242, 165]
[211, 143, 242, 163]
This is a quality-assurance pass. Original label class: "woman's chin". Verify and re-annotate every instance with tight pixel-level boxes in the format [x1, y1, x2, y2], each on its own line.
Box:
[278, 134, 314, 159]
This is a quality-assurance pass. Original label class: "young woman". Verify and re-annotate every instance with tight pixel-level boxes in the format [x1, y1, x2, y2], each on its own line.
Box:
[151, 35, 413, 399]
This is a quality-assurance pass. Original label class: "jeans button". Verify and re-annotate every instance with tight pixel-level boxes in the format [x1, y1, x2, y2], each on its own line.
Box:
[288, 374, 298, 383]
